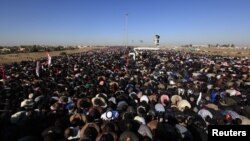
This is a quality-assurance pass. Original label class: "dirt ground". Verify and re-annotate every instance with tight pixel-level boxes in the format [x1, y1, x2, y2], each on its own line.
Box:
[165, 47, 250, 58]
[0, 47, 101, 64]
[1, 47, 250, 64]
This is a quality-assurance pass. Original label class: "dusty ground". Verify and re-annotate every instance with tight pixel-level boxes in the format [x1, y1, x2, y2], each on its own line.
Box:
[0, 47, 101, 64]
[165, 47, 250, 58]
[1, 47, 250, 64]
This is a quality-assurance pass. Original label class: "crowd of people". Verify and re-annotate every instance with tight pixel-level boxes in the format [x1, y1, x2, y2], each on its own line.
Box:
[0, 47, 250, 141]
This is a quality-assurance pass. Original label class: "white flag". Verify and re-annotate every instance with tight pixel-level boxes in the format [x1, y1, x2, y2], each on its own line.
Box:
[36, 61, 40, 77]
[196, 92, 202, 106]
[47, 52, 52, 66]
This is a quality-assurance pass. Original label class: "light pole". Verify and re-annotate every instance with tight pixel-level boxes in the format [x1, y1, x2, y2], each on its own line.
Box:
[125, 13, 128, 48]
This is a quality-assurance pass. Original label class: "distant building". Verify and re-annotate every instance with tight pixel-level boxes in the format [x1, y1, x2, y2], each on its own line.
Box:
[192, 45, 209, 48]
[154, 35, 160, 46]
[18, 47, 29, 52]
[77, 45, 88, 48]
[0, 48, 11, 53]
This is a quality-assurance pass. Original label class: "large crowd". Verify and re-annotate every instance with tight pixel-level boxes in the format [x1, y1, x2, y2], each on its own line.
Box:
[0, 47, 250, 141]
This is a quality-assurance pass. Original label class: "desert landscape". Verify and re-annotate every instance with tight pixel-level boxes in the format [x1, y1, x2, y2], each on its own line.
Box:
[1, 47, 249, 65]
[0, 47, 101, 64]
[185, 47, 250, 57]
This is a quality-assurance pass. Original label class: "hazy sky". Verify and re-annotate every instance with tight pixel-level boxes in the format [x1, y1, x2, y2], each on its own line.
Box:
[0, 0, 250, 46]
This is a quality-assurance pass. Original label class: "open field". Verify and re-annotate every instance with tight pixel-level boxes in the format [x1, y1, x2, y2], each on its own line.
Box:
[165, 47, 250, 58]
[0, 47, 101, 64]
[1, 47, 250, 64]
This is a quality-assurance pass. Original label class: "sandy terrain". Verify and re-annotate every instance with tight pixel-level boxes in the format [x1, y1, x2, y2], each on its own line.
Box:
[0, 47, 100, 64]
[164, 47, 250, 58]
[1, 47, 250, 64]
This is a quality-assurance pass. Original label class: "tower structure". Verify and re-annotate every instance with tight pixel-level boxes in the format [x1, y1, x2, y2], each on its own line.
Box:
[154, 35, 160, 47]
